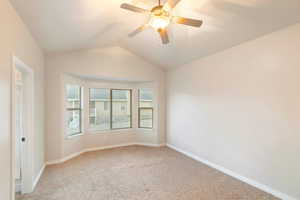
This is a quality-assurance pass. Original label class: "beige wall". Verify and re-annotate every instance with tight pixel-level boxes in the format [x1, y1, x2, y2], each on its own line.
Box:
[0, 0, 45, 199]
[167, 23, 300, 199]
[45, 47, 166, 162]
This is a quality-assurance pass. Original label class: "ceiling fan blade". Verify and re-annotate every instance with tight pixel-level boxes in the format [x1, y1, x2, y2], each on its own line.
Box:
[163, 0, 182, 11]
[120, 3, 148, 13]
[173, 16, 203, 27]
[158, 28, 169, 44]
[128, 25, 148, 37]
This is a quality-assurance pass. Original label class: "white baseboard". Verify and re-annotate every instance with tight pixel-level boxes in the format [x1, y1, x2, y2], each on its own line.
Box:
[46, 143, 165, 165]
[166, 143, 297, 200]
[85, 143, 136, 153]
[32, 164, 45, 191]
[136, 143, 166, 147]
[46, 150, 85, 165]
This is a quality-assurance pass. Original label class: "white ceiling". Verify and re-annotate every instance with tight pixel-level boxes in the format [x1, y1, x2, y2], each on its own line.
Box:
[10, 0, 300, 69]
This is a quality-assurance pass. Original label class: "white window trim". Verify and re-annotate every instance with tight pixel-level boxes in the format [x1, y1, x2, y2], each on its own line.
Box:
[65, 85, 83, 137]
[62, 75, 85, 139]
[136, 86, 156, 132]
[86, 128, 135, 135]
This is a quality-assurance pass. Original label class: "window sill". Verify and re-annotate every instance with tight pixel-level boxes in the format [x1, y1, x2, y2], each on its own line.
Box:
[66, 133, 84, 139]
[138, 128, 153, 130]
[87, 128, 134, 135]
[137, 128, 154, 133]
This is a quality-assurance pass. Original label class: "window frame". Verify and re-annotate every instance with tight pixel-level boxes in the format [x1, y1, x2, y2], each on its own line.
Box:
[88, 88, 132, 131]
[66, 85, 83, 137]
[138, 107, 153, 129]
[88, 88, 111, 132]
[138, 89, 154, 129]
[111, 89, 132, 130]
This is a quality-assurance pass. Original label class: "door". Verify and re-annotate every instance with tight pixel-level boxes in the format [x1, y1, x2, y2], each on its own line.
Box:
[12, 56, 35, 196]
[15, 69, 24, 192]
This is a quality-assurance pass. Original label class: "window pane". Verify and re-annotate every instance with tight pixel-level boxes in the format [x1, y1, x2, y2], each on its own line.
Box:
[139, 108, 153, 128]
[139, 89, 153, 128]
[112, 90, 131, 129]
[89, 88, 111, 131]
[66, 84, 82, 136]
[66, 85, 81, 109]
[139, 88, 153, 107]
[67, 110, 81, 135]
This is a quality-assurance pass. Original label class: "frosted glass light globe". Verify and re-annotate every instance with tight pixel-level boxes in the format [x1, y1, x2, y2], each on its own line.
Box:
[149, 14, 170, 30]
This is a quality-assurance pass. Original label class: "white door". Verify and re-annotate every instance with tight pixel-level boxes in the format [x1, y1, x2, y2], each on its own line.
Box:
[13, 57, 35, 195]
[15, 85, 23, 180]
[15, 69, 24, 192]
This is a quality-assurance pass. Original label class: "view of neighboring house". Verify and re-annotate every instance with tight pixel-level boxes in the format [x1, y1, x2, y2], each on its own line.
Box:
[89, 89, 132, 130]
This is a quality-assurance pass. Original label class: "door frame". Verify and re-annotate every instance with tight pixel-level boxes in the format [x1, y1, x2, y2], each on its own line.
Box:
[11, 56, 35, 198]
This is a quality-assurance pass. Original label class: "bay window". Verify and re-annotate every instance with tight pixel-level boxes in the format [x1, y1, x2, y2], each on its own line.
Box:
[65, 84, 152, 135]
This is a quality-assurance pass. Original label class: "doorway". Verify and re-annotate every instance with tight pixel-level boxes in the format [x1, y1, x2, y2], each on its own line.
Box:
[11, 56, 35, 198]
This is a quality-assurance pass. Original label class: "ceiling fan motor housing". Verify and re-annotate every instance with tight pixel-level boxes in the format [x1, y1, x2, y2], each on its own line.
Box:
[151, 5, 169, 17]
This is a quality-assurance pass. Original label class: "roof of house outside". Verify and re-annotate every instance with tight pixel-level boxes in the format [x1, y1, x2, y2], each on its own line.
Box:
[90, 89, 110, 99]
[67, 85, 80, 99]
[139, 89, 153, 101]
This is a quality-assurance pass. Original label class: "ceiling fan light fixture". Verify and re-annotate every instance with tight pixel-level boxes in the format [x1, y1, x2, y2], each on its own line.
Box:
[149, 15, 170, 30]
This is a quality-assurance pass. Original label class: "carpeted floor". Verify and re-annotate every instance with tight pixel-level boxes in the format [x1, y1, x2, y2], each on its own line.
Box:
[16, 146, 279, 200]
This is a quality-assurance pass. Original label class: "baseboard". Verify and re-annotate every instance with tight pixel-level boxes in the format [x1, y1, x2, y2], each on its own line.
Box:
[135, 143, 166, 147]
[166, 143, 297, 200]
[46, 150, 85, 165]
[46, 159, 62, 165]
[60, 150, 86, 164]
[46, 143, 164, 165]
[85, 143, 136, 153]
[32, 164, 45, 191]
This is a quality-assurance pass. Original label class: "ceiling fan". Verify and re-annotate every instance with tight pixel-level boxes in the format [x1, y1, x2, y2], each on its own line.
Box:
[120, 0, 203, 44]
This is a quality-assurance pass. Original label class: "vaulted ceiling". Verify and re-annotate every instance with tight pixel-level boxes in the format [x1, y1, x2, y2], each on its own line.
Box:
[10, 0, 300, 69]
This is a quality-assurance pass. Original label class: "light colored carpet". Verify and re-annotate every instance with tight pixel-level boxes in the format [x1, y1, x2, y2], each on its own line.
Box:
[17, 146, 279, 200]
